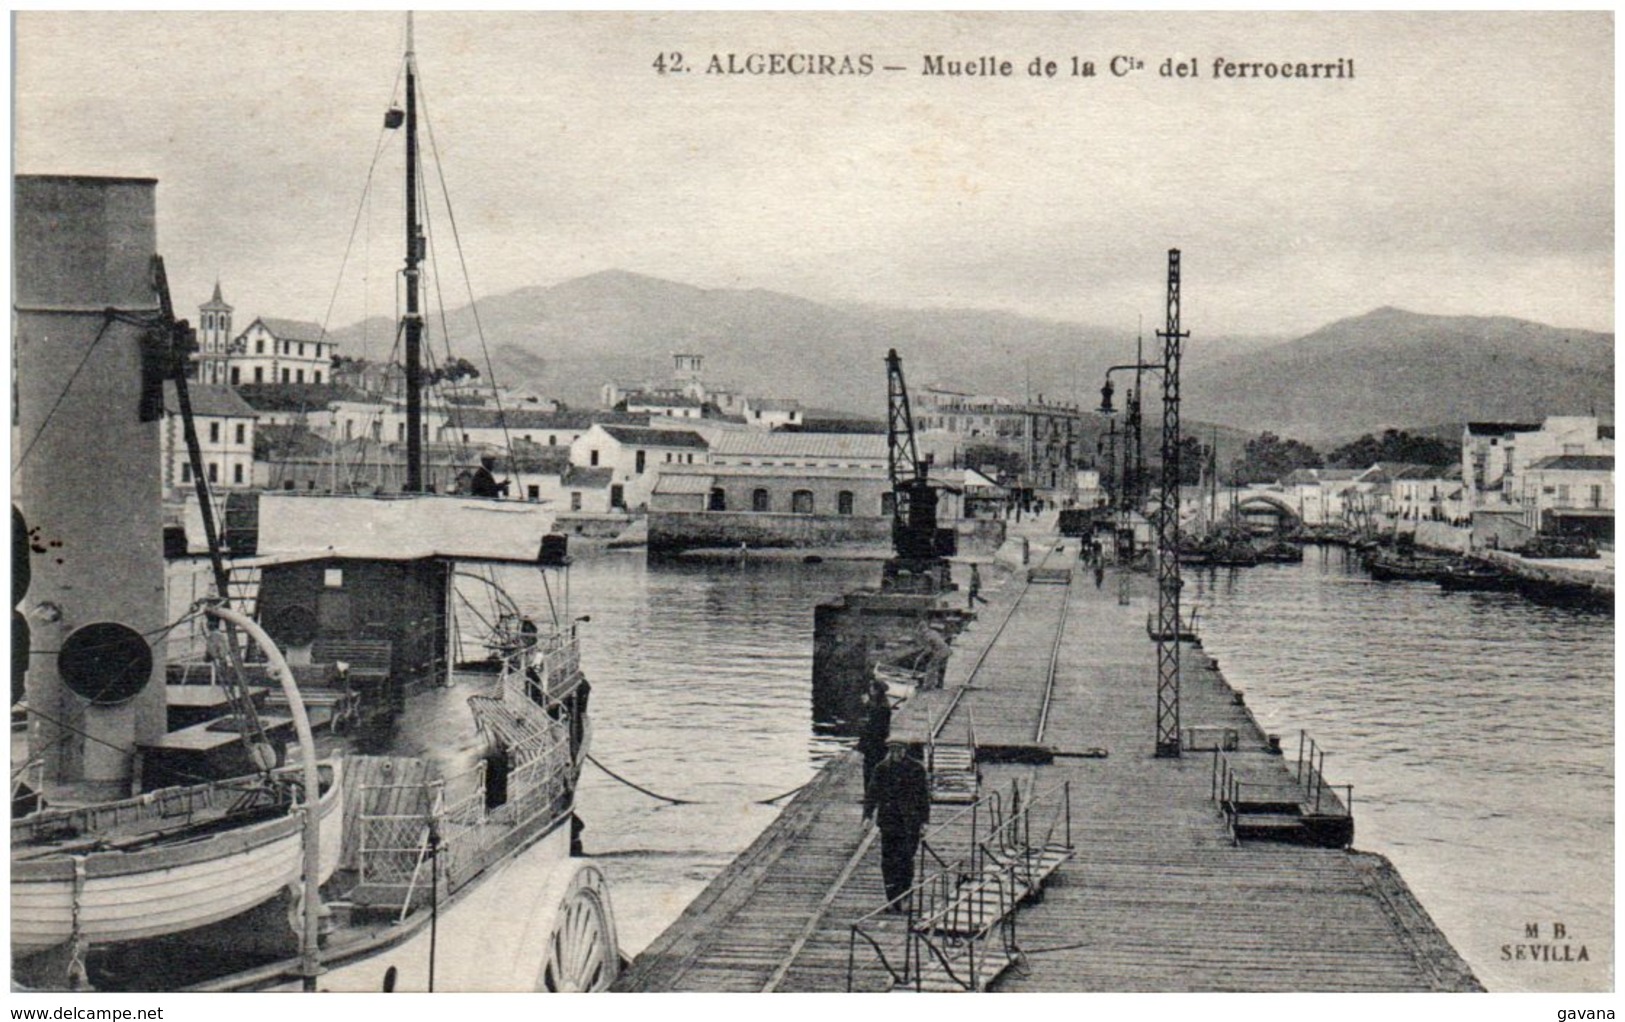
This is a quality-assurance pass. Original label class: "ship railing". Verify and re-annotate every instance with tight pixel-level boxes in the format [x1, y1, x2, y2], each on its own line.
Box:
[1295, 730, 1353, 818]
[499, 631, 581, 708]
[357, 730, 574, 908]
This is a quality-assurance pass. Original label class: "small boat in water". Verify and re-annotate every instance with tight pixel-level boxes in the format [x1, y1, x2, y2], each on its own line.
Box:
[1437, 562, 1517, 592]
[1365, 552, 1449, 582]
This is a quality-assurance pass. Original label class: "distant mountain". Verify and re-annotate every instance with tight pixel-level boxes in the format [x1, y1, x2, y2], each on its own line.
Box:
[326, 278, 1611, 446]
[325, 269, 1282, 415]
[1182, 307, 1613, 444]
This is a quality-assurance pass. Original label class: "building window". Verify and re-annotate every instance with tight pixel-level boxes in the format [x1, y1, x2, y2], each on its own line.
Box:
[298, 343, 305, 357]
[709, 488, 727, 511]
[281, 368, 291, 383]
[235, 423, 246, 444]
[230, 367, 240, 386]
[208, 422, 220, 443]
[590, 450, 600, 466]
[528, 485, 540, 501]
[314, 370, 323, 384]
[838, 491, 854, 515]
[398, 423, 406, 442]
[233, 464, 244, 484]
[254, 367, 264, 383]
[792, 490, 814, 514]
[571, 492, 582, 512]
[296, 369, 305, 383]
[181, 463, 192, 483]
[207, 463, 218, 483]
[636, 450, 646, 473]
[256, 339, 264, 354]
[752, 488, 770, 512]
[549, 435, 557, 446]
[882, 492, 896, 518]
[1590, 485, 1604, 508]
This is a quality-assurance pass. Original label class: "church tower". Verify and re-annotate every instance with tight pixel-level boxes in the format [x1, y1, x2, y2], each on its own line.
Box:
[197, 281, 234, 385]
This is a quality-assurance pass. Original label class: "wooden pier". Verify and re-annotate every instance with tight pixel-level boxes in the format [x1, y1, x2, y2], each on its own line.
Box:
[615, 526, 1482, 993]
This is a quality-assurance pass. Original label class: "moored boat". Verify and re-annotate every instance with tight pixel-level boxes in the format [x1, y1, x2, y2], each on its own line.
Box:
[1365, 551, 1451, 583]
[1437, 562, 1517, 592]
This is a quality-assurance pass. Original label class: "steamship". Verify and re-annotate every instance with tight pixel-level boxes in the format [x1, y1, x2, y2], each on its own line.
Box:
[12, 26, 620, 989]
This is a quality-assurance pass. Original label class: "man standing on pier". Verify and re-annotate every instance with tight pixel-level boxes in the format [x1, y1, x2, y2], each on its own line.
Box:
[872, 740, 930, 911]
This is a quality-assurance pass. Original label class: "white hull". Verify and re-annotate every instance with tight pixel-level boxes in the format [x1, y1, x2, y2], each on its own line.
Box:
[12, 768, 344, 956]
[313, 824, 585, 992]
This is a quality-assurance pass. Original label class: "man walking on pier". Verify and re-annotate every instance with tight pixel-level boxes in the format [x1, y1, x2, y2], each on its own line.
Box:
[872, 740, 930, 911]
[966, 563, 988, 609]
[858, 679, 892, 820]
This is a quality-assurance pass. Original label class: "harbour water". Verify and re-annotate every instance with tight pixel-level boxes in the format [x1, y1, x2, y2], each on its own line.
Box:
[491, 545, 1610, 992]
[160, 544, 1607, 990]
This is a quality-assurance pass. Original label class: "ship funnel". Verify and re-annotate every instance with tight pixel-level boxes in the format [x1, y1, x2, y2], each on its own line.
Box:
[14, 175, 169, 798]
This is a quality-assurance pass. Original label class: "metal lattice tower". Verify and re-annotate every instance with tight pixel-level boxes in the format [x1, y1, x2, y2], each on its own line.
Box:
[1154, 250, 1188, 758]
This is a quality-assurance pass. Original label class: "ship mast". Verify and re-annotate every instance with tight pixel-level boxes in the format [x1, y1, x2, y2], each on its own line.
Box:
[403, 13, 425, 492]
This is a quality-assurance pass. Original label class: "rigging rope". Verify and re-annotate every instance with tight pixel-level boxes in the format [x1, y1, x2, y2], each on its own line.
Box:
[417, 80, 517, 472]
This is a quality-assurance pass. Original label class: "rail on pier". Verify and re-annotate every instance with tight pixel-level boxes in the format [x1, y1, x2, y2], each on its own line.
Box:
[848, 778, 1074, 991]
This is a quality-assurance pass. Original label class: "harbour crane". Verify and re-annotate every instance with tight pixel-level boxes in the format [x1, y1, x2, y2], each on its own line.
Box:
[882, 349, 952, 593]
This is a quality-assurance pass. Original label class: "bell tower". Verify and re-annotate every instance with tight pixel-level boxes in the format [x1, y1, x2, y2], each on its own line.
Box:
[198, 280, 234, 384]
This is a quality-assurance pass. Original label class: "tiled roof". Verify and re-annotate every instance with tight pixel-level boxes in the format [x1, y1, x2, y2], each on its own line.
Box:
[600, 425, 709, 449]
[750, 398, 802, 413]
[1465, 421, 1541, 436]
[494, 444, 571, 475]
[254, 423, 327, 459]
[249, 317, 327, 343]
[1529, 455, 1614, 472]
[652, 473, 717, 495]
[236, 382, 367, 411]
[707, 431, 887, 461]
[562, 466, 614, 488]
[627, 393, 703, 408]
[163, 381, 258, 418]
[441, 408, 648, 431]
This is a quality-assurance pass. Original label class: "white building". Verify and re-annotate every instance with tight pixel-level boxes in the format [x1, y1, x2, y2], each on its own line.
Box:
[742, 397, 803, 429]
[569, 424, 709, 511]
[231, 317, 335, 386]
[161, 382, 258, 498]
[1521, 455, 1613, 539]
[1463, 416, 1614, 510]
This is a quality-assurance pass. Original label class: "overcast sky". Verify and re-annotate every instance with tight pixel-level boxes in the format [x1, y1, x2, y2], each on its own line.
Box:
[13, 11, 1615, 340]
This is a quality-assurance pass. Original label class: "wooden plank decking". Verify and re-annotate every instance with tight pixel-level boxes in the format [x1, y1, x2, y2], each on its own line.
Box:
[615, 524, 1482, 992]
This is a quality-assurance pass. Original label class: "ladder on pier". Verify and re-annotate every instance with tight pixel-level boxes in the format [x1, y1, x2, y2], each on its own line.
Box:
[927, 744, 978, 804]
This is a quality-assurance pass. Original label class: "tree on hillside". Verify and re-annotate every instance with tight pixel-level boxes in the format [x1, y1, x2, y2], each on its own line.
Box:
[1230, 431, 1322, 484]
[427, 357, 481, 387]
[960, 443, 1025, 481]
[1325, 428, 1460, 469]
